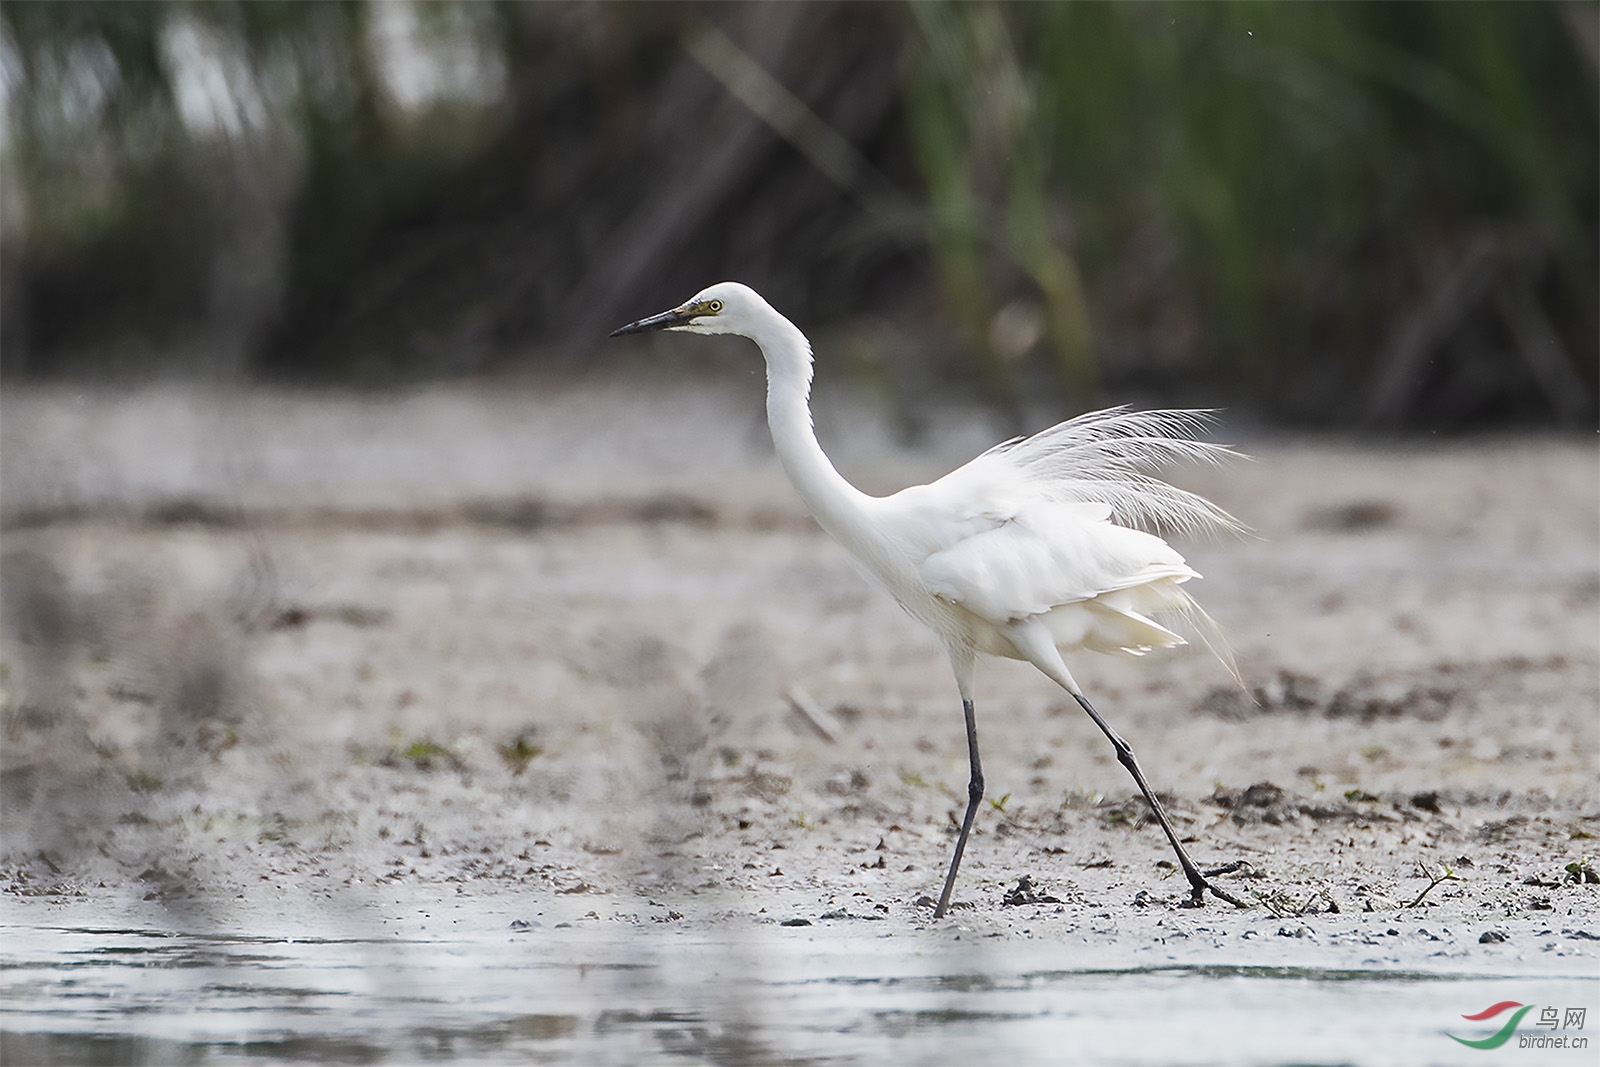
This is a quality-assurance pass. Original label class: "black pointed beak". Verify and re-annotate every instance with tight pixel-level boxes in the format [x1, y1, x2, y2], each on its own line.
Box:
[609, 307, 692, 337]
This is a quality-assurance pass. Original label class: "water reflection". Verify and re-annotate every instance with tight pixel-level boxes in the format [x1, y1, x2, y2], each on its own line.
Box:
[2, 921, 1594, 1066]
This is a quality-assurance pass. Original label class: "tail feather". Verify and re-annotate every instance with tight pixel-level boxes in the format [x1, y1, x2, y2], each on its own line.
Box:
[1065, 580, 1241, 682]
[1082, 601, 1187, 655]
[1165, 585, 1243, 687]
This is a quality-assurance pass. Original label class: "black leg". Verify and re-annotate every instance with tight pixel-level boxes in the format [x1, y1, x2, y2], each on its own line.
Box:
[934, 699, 983, 919]
[1072, 693, 1247, 909]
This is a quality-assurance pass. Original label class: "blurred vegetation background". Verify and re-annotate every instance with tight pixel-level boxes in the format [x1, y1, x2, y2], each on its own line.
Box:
[1, 0, 1594, 428]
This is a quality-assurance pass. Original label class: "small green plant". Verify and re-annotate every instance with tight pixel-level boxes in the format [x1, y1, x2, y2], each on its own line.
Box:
[1059, 788, 1104, 810]
[382, 730, 462, 772]
[1253, 887, 1338, 918]
[1405, 861, 1461, 907]
[1096, 796, 1151, 827]
[1565, 858, 1598, 884]
[791, 812, 815, 831]
[258, 812, 294, 843]
[1252, 888, 1297, 918]
[988, 792, 1012, 813]
[496, 735, 542, 776]
[126, 769, 163, 793]
[402, 740, 446, 763]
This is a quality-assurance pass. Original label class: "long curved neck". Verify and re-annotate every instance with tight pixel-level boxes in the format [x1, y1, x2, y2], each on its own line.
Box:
[754, 314, 871, 537]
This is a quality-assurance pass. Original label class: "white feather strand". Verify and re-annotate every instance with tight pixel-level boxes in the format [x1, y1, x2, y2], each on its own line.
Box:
[981, 406, 1248, 538]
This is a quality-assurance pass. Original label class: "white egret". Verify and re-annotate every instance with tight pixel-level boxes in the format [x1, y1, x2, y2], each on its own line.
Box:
[611, 282, 1248, 915]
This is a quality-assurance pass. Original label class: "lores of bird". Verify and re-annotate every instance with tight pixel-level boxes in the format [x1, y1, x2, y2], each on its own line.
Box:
[612, 282, 1248, 916]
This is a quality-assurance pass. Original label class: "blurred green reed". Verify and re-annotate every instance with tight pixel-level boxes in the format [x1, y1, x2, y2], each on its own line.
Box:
[902, 1, 1595, 408]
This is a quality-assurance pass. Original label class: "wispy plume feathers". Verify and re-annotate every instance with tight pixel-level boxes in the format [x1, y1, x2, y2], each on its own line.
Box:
[984, 407, 1248, 538]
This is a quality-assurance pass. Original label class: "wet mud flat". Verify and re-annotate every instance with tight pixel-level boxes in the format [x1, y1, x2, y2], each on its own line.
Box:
[1, 382, 1597, 1063]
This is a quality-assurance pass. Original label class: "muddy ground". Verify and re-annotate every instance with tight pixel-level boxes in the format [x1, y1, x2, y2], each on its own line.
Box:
[1, 378, 1597, 959]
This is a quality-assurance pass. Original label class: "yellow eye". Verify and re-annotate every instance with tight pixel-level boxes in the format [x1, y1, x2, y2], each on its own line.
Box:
[707, 299, 724, 313]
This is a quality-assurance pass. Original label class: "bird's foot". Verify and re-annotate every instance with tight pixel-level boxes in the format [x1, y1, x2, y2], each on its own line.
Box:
[1202, 861, 1249, 877]
[1179, 862, 1252, 909]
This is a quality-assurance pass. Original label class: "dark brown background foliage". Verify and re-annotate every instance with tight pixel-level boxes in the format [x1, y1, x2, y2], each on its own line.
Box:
[2, 1, 1595, 428]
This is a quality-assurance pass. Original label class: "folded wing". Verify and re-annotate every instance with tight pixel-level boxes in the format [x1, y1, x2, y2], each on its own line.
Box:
[918, 500, 1198, 655]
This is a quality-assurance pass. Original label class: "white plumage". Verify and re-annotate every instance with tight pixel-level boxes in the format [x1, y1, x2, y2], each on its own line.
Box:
[612, 281, 1248, 915]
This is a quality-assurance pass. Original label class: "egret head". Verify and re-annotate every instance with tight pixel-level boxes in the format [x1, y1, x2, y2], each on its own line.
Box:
[608, 281, 767, 339]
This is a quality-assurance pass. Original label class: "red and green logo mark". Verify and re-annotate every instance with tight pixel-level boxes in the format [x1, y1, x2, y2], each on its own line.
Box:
[1451, 1001, 1591, 1050]
[1449, 1002, 1534, 1049]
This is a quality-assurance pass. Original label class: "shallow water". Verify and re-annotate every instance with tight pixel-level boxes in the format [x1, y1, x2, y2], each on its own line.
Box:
[3, 910, 1595, 1066]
